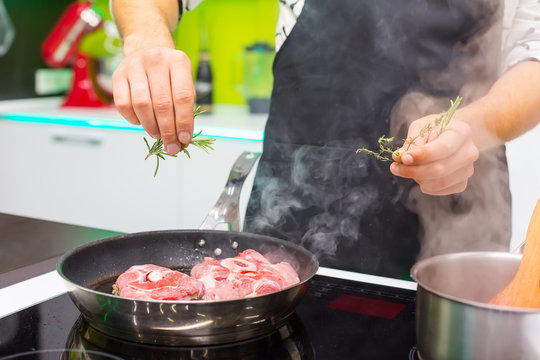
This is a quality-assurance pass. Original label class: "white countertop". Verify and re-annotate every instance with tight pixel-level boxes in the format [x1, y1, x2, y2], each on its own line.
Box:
[0, 97, 267, 141]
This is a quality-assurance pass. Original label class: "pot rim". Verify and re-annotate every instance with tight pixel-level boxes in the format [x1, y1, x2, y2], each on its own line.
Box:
[410, 251, 540, 313]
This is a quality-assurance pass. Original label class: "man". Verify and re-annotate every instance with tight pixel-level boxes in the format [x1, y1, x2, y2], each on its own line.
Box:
[112, 0, 540, 278]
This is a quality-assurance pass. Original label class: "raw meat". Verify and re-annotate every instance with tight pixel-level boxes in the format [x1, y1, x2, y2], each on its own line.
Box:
[190, 250, 300, 300]
[114, 250, 300, 301]
[114, 264, 205, 301]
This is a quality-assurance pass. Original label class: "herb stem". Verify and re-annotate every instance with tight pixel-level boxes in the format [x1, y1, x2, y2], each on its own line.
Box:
[144, 107, 216, 176]
[357, 96, 462, 162]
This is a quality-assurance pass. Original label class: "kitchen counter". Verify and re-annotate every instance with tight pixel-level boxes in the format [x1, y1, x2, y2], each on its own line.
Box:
[0, 97, 266, 141]
[0, 213, 120, 287]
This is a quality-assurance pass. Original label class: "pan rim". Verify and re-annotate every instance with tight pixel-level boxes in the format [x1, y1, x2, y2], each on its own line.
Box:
[57, 229, 319, 305]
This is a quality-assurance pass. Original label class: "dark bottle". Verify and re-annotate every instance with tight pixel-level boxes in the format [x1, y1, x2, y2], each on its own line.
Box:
[195, 50, 213, 113]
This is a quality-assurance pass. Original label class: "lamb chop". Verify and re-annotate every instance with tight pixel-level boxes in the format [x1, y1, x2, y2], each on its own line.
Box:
[113, 264, 205, 301]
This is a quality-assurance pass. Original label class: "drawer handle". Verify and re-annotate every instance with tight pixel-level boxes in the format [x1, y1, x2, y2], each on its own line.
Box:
[52, 135, 102, 146]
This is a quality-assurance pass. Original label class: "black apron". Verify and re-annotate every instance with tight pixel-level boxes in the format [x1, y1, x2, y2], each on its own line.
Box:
[244, 0, 504, 278]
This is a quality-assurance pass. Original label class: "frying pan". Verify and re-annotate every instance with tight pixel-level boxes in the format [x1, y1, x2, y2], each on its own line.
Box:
[57, 152, 319, 346]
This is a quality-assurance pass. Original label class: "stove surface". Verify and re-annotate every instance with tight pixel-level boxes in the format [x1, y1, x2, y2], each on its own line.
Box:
[0, 275, 418, 359]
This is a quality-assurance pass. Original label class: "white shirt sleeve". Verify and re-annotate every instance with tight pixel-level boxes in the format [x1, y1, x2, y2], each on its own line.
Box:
[503, 0, 540, 69]
[181, 0, 204, 13]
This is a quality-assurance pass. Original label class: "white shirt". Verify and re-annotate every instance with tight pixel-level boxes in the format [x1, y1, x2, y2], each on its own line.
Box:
[183, 0, 540, 70]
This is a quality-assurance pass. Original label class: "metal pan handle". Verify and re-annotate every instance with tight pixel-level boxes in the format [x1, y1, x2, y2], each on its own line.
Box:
[512, 241, 525, 254]
[199, 151, 261, 232]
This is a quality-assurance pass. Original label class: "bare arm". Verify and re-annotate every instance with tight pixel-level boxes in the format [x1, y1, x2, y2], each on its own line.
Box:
[112, 0, 196, 155]
[463, 60, 540, 151]
[113, 0, 178, 53]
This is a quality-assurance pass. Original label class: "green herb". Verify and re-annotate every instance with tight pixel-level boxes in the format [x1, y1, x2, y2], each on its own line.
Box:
[356, 96, 462, 162]
[144, 107, 216, 177]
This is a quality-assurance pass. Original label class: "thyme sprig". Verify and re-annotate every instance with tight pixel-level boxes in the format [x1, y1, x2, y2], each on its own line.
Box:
[355, 136, 396, 162]
[144, 107, 216, 177]
[356, 96, 462, 162]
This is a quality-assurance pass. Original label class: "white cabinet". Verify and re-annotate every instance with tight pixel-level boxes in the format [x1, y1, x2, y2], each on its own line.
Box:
[0, 120, 262, 233]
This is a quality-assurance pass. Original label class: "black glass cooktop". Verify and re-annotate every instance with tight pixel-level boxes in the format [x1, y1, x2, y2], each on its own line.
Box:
[0, 275, 418, 359]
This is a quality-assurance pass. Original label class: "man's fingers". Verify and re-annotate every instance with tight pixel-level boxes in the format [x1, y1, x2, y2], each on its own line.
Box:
[420, 180, 469, 196]
[390, 141, 478, 180]
[128, 66, 160, 139]
[398, 122, 473, 165]
[170, 54, 195, 147]
[112, 72, 140, 125]
[145, 52, 179, 154]
[417, 164, 474, 194]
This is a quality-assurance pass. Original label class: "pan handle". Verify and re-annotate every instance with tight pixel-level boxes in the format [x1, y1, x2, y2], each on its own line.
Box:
[199, 151, 261, 232]
[512, 241, 525, 254]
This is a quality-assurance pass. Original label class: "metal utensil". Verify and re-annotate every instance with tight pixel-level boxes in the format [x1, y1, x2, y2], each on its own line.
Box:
[200, 151, 260, 231]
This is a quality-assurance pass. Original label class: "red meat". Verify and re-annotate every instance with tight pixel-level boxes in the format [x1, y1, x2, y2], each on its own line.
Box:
[190, 250, 300, 300]
[115, 264, 205, 301]
[114, 250, 300, 301]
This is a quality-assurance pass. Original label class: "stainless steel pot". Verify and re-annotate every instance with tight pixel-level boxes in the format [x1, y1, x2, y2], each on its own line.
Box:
[411, 251, 540, 360]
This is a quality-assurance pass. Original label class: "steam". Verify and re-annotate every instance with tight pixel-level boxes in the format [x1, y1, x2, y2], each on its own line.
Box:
[247, 142, 380, 264]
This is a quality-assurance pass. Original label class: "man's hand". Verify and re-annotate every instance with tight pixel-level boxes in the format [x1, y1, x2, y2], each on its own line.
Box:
[390, 114, 479, 196]
[112, 46, 195, 155]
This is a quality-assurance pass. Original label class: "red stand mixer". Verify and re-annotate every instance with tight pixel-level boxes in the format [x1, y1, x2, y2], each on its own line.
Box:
[41, 1, 112, 107]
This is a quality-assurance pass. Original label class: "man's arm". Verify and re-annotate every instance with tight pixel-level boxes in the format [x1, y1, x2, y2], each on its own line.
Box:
[465, 60, 540, 150]
[112, 0, 195, 155]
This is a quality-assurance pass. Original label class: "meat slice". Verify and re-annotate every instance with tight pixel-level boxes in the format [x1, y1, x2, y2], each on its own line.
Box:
[114, 250, 301, 301]
[191, 258, 237, 300]
[190, 250, 300, 300]
[114, 264, 204, 301]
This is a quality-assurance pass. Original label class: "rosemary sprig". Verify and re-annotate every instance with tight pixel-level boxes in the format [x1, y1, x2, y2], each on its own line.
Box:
[144, 107, 216, 177]
[357, 96, 462, 162]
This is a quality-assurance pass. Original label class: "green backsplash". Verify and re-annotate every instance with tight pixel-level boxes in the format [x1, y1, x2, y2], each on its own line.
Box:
[174, 0, 278, 105]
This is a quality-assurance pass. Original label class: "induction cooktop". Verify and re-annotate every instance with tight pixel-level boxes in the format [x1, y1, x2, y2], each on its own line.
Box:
[0, 274, 418, 359]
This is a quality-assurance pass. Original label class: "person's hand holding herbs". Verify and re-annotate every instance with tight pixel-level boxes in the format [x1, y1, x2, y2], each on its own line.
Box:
[358, 96, 480, 195]
[389, 99, 480, 196]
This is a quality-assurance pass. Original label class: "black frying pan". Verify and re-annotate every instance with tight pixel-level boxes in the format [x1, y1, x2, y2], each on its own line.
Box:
[57, 152, 319, 346]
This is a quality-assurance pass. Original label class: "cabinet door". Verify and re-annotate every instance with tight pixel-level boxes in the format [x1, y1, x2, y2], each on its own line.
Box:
[0, 121, 180, 232]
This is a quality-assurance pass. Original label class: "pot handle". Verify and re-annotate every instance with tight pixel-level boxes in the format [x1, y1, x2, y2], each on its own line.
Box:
[199, 151, 261, 232]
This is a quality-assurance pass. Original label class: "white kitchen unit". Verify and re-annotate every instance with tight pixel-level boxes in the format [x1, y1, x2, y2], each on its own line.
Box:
[0, 98, 264, 233]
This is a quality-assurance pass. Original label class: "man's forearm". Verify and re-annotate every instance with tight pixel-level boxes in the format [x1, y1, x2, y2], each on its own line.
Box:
[112, 0, 179, 56]
[463, 60, 540, 151]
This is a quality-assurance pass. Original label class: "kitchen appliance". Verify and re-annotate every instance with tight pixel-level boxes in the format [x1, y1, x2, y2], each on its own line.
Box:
[412, 251, 540, 360]
[41, 0, 113, 107]
[236, 42, 274, 114]
[0, 273, 418, 359]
